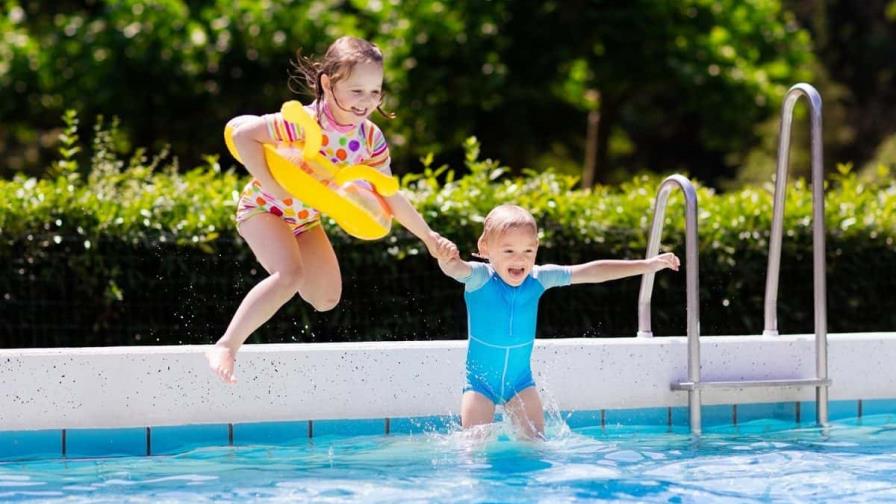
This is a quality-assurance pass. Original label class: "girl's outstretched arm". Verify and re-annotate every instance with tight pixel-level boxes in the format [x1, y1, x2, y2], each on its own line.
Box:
[568, 252, 680, 284]
[385, 191, 454, 259]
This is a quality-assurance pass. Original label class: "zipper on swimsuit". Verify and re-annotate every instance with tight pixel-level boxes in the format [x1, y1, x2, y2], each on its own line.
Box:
[500, 287, 518, 402]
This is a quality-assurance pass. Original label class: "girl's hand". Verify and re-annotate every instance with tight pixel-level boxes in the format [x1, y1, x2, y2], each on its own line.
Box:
[648, 252, 680, 272]
[441, 240, 461, 262]
[433, 236, 470, 280]
[427, 232, 458, 261]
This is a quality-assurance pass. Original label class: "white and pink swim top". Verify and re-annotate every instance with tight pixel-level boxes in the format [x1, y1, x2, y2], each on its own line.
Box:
[262, 100, 392, 176]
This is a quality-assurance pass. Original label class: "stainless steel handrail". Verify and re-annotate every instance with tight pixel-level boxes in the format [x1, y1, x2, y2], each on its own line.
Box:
[636, 174, 703, 433]
[637, 174, 700, 340]
[761, 83, 829, 426]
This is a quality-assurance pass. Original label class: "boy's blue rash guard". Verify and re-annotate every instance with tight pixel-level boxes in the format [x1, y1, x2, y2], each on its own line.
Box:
[457, 262, 572, 405]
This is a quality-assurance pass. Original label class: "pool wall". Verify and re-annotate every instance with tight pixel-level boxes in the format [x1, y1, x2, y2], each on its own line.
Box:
[2, 333, 895, 433]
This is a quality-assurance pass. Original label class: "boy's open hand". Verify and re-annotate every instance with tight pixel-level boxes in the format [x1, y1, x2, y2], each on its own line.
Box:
[648, 252, 680, 272]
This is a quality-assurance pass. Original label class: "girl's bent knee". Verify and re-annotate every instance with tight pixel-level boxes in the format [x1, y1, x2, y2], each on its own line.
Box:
[272, 268, 304, 293]
[311, 295, 340, 312]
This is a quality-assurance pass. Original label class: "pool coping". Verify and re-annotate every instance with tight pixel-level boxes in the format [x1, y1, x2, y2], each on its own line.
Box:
[2, 332, 896, 460]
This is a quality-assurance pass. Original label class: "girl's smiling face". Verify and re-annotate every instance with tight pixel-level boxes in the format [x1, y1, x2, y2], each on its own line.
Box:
[479, 226, 539, 286]
[321, 61, 384, 126]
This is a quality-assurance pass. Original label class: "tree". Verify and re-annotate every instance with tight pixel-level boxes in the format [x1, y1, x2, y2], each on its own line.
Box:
[553, 0, 814, 185]
[368, 0, 815, 186]
[1, 0, 814, 188]
[785, 0, 896, 171]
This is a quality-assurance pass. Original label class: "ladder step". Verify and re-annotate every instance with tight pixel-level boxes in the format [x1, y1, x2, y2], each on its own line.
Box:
[672, 378, 831, 391]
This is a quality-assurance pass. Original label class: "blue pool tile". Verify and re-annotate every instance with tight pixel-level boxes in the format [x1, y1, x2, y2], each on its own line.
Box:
[311, 419, 385, 438]
[670, 406, 690, 427]
[0, 430, 62, 460]
[669, 409, 725, 434]
[388, 416, 456, 435]
[828, 400, 860, 422]
[798, 401, 816, 423]
[860, 399, 896, 419]
[669, 405, 736, 431]
[736, 402, 797, 424]
[233, 421, 309, 445]
[830, 400, 860, 420]
[604, 407, 669, 427]
[151, 424, 230, 455]
[563, 410, 602, 429]
[65, 427, 147, 458]
[702, 404, 734, 427]
[799, 400, 859, 425]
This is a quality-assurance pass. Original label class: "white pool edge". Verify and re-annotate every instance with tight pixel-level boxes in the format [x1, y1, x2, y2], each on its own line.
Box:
[2, 332, 895, 431]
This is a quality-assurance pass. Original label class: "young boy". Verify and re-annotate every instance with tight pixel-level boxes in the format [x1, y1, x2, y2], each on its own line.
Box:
[436, 204, 679, 439]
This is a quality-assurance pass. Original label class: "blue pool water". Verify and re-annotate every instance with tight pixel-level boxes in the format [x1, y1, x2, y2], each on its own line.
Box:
[2, 416, 896, 503]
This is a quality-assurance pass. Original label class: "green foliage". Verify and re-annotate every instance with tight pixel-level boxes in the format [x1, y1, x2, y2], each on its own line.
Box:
[2, 0, 812, 186]
[47, 109, 81, 180]
[800, 0, 896, 166]
[550, 0, 813, 177]
[2, 117, 895, 347]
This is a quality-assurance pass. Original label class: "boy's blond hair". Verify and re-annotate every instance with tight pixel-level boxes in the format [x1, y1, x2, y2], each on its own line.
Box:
[477, 204, 538, 250]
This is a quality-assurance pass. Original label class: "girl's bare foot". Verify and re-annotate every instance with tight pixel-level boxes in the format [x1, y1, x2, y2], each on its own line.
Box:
[206, 344, 237, 384]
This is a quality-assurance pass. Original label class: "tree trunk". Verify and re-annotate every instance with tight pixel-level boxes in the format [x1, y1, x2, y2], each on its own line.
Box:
[583, 93, 616, 187]
[595, 98, 616, 185]
[582, 108, 600, 188]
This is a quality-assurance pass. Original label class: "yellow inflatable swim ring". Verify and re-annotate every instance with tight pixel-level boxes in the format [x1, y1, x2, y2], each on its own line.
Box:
[224, 101, 399, 240]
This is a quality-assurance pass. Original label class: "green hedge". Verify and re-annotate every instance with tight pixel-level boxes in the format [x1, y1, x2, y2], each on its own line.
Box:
[2, 124, 895, 348]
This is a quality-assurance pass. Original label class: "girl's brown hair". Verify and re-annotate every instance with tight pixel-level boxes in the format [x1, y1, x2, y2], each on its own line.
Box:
[288, 36, 394, 123]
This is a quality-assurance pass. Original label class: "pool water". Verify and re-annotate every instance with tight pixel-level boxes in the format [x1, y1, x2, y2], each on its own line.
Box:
[2, 416, 896, 503]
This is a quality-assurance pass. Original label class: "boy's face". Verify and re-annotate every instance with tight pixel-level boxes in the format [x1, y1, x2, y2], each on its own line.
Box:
[322, 61, 384, 126]
[479, 226, 539, 286]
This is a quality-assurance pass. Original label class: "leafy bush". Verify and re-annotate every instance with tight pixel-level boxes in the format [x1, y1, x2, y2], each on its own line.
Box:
[2, 121, 895, 347]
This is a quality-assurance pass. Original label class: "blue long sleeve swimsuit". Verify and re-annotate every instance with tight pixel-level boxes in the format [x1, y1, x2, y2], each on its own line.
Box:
[458, 262, 572, 405]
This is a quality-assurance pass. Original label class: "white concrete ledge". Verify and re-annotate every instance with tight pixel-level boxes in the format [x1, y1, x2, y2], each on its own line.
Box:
[2, 333, 895, 431]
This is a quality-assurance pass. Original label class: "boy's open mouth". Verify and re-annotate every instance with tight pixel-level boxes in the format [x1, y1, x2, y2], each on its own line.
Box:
[507, 267, 526, 279]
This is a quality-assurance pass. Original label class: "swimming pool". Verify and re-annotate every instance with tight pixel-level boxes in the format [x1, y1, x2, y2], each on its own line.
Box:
[2, 335, 896, 501]
[3, 414, 896, 502]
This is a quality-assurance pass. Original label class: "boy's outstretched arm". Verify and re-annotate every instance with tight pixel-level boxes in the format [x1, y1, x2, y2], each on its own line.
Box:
[568, 252, 680, 285]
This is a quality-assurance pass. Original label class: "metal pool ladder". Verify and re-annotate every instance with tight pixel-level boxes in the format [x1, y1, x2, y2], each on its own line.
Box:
[638, 83, 832, 436]
[635, 174, 703, 431]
